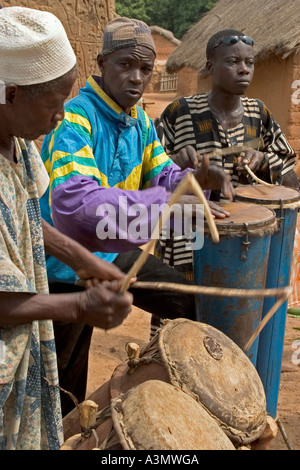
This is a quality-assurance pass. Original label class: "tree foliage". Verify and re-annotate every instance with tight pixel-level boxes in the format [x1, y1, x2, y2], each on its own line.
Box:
[115, 0, 219, 39]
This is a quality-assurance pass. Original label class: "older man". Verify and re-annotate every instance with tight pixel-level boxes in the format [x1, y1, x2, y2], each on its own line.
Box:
[0, 7, 133, 450]
[40, 17, 234, 417]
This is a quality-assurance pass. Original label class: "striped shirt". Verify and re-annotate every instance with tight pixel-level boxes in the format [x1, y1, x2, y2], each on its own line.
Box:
[40, 76, 188, 284]
[155, 93, 297, 278]
[158, 93, 296, 192]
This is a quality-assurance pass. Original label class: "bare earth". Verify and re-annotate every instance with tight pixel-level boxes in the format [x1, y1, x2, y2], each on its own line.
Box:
[85, 93, 300, 451]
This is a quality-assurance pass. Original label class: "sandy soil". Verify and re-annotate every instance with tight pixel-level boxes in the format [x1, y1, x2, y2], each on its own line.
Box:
[85, 93, 300, 451]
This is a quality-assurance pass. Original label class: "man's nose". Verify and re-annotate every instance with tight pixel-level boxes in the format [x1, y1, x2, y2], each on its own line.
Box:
[239, 62, 250, 74]
[130, 69, 143, 83]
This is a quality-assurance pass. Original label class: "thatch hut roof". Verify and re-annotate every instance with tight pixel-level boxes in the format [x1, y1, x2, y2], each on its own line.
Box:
[166, 0, 300, 76]
[150, 26, 181, 47]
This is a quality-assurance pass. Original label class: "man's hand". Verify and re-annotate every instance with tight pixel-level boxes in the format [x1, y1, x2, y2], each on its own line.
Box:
[176, 195, 230, 219]
[236, 149, 266, 173]
[76, 283, 133, 330]
[194, 155, 235, 200]
[208, 200, 230, 219]
[172, 145, 199, 170]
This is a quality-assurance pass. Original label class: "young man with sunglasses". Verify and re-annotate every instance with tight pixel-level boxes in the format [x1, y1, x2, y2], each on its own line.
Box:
[156, 29, 299, 279]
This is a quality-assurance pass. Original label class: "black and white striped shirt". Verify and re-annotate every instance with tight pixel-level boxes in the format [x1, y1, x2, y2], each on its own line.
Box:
[155, 93, 296, 278]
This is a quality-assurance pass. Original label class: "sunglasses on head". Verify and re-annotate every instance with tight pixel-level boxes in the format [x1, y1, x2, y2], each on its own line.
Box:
[212, 35, 254, 51]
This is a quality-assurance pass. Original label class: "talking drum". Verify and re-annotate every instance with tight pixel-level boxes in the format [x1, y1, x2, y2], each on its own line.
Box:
[235, 184, 300, 418]
[61, 380, 236, 450]
[193, 201, 277, 363]
[63, 319, 267, 446]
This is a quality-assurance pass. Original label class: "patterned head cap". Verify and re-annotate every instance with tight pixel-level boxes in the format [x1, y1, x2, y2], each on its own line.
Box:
[101, 17, 156, 56]
[0, 6, 76, 85]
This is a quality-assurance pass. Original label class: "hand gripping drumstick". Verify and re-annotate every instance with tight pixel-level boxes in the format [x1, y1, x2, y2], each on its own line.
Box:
[119, 172, 219, 293]
[199, 137, 275, 188]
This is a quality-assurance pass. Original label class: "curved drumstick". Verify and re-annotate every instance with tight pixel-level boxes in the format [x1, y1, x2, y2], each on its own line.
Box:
[245, 164, 275, 188]
[119, 173, 218, 293]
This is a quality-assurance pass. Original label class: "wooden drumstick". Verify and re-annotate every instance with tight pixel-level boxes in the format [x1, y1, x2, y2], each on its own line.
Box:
[244, 290, 291, 351]
[119, 173, 218, 293]
[119, 175, 190, 293]
[131, 281, 292, 299]
[189, 174, 219, 244]
[201, 137, 264, 160]
[244, 164, 275, 188]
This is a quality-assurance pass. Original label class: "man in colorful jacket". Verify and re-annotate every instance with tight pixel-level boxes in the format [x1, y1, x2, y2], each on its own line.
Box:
[40, 17, 234, 416]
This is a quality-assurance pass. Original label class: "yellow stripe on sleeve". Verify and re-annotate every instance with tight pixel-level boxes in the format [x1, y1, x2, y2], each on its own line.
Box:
[50, 161, 102, 187]
[142, 140, 170, 174]
[64, 112, 92, 134]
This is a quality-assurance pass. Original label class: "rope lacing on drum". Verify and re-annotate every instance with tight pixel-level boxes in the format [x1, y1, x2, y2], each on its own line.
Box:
[126, 333, 165, 373]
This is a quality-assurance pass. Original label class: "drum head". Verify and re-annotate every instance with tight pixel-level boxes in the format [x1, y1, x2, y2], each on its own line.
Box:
[207, 201, 276, 236]
[111, 380, 235, 450]
[235, 184, 300, 208]
[158, 319, 267, 444]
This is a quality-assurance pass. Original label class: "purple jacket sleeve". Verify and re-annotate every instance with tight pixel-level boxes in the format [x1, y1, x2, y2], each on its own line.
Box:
[51, 175, 171, 252]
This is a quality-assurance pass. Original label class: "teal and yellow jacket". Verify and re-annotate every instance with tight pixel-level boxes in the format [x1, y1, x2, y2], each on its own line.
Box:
[40, 76, 189, 283]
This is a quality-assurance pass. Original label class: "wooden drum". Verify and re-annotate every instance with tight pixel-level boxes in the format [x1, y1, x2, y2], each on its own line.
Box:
[61, 380, 236, 450]
[63, 319, 267, 446]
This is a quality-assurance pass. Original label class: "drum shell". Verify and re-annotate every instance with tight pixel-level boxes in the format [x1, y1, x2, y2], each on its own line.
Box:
[63, 319, 267, 446]
[63, 345, 170, 441]
[235, 184, 300, 417]
[193, 201, 276, 364]
[62, 380, 236, 450]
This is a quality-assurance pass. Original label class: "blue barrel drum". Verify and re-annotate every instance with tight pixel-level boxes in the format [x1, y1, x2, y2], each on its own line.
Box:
[235, 184, 300, 418]
[194, 200, 277, 365]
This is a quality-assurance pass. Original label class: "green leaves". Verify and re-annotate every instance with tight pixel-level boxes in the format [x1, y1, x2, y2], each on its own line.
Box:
[116, 0, 219, 39]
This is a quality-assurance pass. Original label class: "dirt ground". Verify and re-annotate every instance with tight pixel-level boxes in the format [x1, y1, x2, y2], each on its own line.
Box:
[85, 93, 300, 451]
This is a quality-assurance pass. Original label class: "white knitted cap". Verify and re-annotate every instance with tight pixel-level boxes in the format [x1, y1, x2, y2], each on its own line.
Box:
[0, 6, 77, 85]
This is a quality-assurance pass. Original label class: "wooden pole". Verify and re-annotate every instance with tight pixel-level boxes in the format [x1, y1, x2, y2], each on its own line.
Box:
[131, 281, 292, 299]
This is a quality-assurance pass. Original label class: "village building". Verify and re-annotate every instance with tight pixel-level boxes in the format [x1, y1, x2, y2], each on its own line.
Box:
[165, 0, 300, 172]
[146, 26, 180, 94]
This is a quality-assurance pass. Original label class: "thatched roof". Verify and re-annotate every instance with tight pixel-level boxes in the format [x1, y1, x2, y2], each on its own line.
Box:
[150, 26, 181, 47]
[166, 0, 300, 76]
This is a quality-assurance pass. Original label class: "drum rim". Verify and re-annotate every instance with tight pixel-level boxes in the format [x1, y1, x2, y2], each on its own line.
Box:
[203, 204, 277, 236]
[235, 184, 300, 207]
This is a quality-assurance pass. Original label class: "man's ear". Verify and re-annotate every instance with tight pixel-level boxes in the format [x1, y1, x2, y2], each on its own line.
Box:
[97, 53, 105, 73]
[206, 60, 213, 75]
[5, 84, 18, 104]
